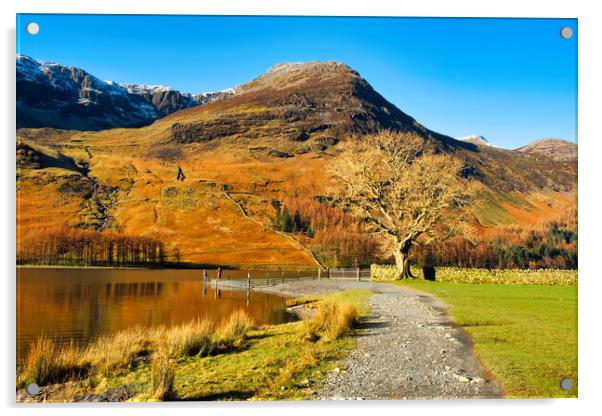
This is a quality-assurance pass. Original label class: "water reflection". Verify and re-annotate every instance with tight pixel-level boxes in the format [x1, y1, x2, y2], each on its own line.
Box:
[17, 268, 292, 362]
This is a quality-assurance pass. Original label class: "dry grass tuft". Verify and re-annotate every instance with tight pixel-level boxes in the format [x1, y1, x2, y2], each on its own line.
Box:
[214, 310, 255, 350]
[85, 327, 152, 376]
[23, 337, 90, 386]
[166, 319, 215, 357]
[24, 337, 57, 386]
[301, 301, 358, 342]
[151, 341, 176, 401]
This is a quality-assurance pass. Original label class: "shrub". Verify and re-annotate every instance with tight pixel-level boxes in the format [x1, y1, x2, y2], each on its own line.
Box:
[423, 266, 436, 281]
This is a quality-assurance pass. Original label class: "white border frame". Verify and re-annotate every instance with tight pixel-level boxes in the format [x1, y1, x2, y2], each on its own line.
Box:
[2, 1, 600, 415]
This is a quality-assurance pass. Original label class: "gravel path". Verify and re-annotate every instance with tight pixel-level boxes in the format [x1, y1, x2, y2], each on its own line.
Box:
[257, 280, 502, 400]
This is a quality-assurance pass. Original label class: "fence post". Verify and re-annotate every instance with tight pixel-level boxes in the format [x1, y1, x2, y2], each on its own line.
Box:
[356, 267, 360, 281]
[318, 268, 321, 281]
[247, 271, 251, 290]
[266, 271, 269, 286]
[281, 270, 284, 284]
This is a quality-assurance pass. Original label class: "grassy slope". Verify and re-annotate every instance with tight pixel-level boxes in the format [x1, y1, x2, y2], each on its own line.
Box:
[17, 133, 323, 268]
[96, 289, 371, 401]
[396, 280, 577, 398]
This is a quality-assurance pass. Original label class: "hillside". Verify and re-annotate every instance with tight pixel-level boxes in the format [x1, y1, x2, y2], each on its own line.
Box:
[16, 61, 577, 267]
[516, 139, 577, 162]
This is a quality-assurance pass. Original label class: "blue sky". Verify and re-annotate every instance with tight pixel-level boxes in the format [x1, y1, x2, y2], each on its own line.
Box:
[16, 14, 577, 148]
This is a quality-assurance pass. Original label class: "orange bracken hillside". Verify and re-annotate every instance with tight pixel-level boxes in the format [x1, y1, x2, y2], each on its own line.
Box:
[16, 62, 577, 267]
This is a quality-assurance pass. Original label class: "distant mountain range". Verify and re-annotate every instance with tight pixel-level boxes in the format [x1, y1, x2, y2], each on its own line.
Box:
[457, 134, 578, 163]
[16, 55, 234, 130]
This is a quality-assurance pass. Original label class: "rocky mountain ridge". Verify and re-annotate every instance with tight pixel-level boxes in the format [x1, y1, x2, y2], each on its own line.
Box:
[16, 55, 234, 130]
[516, 138, 577, 162]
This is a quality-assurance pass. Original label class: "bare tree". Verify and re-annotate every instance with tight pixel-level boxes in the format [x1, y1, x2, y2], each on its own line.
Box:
[329, 130, 475, 279]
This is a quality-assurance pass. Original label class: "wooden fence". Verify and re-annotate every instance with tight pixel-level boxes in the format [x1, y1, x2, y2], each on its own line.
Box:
[206, 268, 371, 290]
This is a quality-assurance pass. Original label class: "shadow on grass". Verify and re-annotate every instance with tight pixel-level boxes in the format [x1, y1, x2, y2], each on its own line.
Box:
[245, 332, 275, 341]
[178, 390, 255, 401]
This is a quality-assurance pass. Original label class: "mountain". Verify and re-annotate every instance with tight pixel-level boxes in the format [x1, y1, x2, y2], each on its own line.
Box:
[160, 61, 470, 151]
[515, 139, 577, 162]
[16, 60, 577, 267]
[16, 55, 234, 131]
[458, 134, 496, 147]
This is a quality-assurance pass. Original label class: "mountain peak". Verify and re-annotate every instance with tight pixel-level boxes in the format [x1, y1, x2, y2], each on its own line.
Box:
[266, 61, 354, 74]
[457, 135, 496, 147]
[516, 138, 577, 162]
[161, 59, 469, 152]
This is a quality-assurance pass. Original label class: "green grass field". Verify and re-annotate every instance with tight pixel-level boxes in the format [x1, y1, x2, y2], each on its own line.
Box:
[396, 280, 577, 398]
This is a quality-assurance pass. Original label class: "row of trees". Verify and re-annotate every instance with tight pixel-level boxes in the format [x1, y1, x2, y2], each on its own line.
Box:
[271, 199, 314, 237]
[412, 234, 577, 270]
[17, 227, 166, 267]
[271, 196, 381, 267]
[390, 207, 578, 270]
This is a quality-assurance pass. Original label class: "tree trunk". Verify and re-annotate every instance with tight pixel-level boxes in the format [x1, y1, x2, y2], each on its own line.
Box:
[393, 248, 414, 279]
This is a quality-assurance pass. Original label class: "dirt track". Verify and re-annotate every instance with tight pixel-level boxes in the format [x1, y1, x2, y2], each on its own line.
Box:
[258, 280, 502, 400]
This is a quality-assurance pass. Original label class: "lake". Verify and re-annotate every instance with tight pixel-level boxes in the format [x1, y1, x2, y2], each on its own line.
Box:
[16, 267, 293, 362]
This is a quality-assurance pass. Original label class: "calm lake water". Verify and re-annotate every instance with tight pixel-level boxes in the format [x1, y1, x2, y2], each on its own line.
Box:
[16, 267, 293, 362]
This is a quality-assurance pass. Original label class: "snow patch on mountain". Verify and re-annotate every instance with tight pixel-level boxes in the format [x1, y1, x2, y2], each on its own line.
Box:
[17, 54, 236, 130]
[457, 135, 497, 148]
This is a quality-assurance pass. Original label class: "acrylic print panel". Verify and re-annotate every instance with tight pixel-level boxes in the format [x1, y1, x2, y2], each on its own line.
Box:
[16, 14, 577, 402]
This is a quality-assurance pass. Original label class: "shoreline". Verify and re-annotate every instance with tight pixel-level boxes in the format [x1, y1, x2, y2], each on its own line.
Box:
[16, 264, 322, 272]
[17, 285, 371, 402]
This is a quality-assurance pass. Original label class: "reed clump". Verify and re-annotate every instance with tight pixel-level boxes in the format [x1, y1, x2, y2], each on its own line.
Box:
[301, 301, 358, 342]
[22, 337, 90, 386]
[151, 341, 176, 401]
[166, 319, 215, 358]
[85, 327, 152, 376]
[214, 309, 255, 350]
